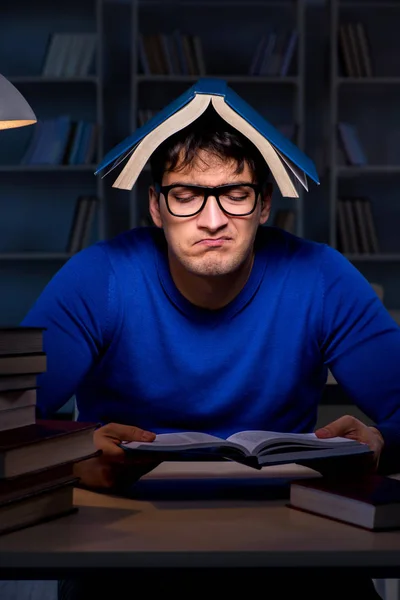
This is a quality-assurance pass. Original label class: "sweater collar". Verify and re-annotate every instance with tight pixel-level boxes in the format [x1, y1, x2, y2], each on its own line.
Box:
[153, 229, 269, 323]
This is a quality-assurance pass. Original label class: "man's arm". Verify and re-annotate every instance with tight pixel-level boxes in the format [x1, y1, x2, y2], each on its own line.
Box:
[20, 244, 119, 418]
[318, 245, 400, 473]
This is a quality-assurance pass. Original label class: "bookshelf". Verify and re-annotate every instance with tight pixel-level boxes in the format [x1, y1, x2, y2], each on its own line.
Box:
[328, 0, 400, 312]
[0, 0, 105, 326]
[127, 0, 307, 238]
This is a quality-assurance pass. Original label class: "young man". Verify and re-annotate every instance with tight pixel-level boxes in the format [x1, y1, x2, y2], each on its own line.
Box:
[22, 108, 397, 599]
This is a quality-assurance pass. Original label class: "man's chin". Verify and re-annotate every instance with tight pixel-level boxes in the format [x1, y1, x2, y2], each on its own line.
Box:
[185, 257, 241, 278]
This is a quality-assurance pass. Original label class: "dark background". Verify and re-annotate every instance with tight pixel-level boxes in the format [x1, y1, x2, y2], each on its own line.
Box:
[1, 0, 399, 330]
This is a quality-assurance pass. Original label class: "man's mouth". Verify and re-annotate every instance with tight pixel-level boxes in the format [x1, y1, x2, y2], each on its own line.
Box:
[195, 237, 231, 247]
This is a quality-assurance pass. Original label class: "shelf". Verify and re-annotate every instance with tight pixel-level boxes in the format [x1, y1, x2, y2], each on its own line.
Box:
[339, 2, 400, 8]
[337, 166, 400, 176]
[7, 76, 99, 84]
[345, 254, 400, 262]
[136, 75, 299, 84]
[138, 1, 296, 6]
[0, 165, 97, 172]
[337, 77, 400, 85]
[0, 253, 72, 261]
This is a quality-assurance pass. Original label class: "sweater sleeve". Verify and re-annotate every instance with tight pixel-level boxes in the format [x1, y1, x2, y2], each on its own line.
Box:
[318, 245, 400, 474]
[20, 244, 119, 418]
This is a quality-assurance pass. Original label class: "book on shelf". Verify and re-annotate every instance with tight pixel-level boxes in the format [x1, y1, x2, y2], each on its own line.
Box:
[249, 28, 298, 77]
[337, 122, 367, 166]
[66, 195, 98, 254]
[42, 32, 96, 78]
[120, 429, 372, 470]
[95, 77, 320, 199]
[338, 22, 373, 78]
[138, 30, 206, 76]
[337, 197, 379, 255]
[289, 474, 400, 531]
[21, 116, 97, 166]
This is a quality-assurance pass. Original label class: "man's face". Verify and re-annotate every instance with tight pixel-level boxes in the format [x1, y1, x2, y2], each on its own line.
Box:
[149, 150, 271, 278]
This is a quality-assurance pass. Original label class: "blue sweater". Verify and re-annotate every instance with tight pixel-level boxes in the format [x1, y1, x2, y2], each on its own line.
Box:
[21, 226, 400, 459]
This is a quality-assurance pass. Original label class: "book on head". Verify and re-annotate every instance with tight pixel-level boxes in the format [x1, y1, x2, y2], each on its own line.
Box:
[120, 429, 372, 470]
[94, 78, 320, 198]
[289, 474, 400, 531]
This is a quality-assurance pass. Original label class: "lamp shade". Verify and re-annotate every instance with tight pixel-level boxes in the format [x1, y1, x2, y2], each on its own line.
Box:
[0, 74, 36, 130]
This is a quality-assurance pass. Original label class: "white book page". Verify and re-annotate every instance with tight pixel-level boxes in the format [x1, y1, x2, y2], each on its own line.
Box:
[226, 430, 359, 455]
[121, 431, 227, 452]
[273, 146, 309, 191]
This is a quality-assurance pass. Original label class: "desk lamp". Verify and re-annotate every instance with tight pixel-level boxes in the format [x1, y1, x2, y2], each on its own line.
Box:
[0, 74, 36, 130]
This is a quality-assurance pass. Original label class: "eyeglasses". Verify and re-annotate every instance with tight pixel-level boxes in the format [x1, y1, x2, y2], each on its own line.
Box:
[155, 182, 264, 217]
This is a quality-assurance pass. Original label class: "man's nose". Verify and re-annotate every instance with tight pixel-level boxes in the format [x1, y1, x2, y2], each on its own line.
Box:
[197, 195, 229, 229]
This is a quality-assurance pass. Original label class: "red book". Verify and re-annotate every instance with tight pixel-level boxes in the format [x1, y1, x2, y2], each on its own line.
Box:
[0, 419, 99, 478]
[289, 474, 400, 530]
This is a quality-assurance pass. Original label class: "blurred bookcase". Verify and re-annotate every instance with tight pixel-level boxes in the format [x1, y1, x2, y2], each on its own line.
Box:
[127, 0, 307, 239]
[0, 0, 105, 326]
[328, 0, 400, 316]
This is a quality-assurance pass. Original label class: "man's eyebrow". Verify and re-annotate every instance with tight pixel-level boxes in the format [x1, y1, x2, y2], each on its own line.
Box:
[164, 181, 254, 187]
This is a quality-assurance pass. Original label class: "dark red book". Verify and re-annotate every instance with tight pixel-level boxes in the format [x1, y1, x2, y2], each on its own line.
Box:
[0, 476, 78, 536]
[0, 419, 99, 478]
[289, 474, 400, 530]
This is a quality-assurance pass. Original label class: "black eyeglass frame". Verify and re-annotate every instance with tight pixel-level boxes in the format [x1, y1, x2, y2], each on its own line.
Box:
[154, 182, 265, 218]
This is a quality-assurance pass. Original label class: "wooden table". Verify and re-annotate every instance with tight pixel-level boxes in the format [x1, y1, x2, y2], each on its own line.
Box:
[0, 461, 400, 580]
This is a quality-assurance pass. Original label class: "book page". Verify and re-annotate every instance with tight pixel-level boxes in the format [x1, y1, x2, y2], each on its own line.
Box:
[226, 430, 360, 456]
[114, 94, 212, 190]
[273, 146, 309, 191]
[211, 96, 299, 198]
[121, 431, 228, 452]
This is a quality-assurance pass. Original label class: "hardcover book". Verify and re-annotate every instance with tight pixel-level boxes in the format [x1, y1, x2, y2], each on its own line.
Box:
[0, 476, 78, 536]
[120, 429, 372, 470]
[0, 420, 98, 478]
[95, 78, 320, 198]
[0, 327, 44, 356]
[289, 474, 400, 531]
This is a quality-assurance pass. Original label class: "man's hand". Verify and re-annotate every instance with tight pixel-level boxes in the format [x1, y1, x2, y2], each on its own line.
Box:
[314, 415, 384, 471]
[73, 422, 159, 490]
[93, 422, 156, 462]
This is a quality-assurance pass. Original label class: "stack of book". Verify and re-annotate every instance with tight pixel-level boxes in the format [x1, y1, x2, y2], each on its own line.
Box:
[0, 327, 98, 536]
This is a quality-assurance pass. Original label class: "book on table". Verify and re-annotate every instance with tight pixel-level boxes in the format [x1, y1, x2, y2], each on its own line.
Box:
[0, 474, 78, 536]
[0, 419, 99, 478]
[120, 429, 372, 469]
[289, 474, 400, 531]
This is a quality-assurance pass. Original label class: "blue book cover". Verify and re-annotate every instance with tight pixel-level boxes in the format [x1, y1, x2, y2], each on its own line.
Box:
[95, 77, 319, 189]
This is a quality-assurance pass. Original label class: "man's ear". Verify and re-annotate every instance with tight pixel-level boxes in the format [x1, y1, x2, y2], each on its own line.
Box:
[259, 182, 272, 225]
[148, 185, 163, 228]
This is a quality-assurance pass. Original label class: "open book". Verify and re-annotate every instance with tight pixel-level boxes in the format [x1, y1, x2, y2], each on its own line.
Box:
[120, 430, 372, 469]
[95, 78, 320, 198]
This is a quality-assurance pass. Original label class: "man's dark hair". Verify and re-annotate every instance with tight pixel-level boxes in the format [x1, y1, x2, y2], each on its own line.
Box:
[149, 105, 271, 185]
